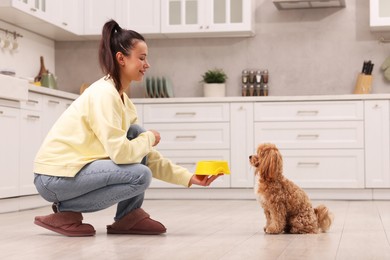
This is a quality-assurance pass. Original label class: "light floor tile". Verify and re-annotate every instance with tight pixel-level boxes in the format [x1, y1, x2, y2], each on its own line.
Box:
[1, 200, 390, 259]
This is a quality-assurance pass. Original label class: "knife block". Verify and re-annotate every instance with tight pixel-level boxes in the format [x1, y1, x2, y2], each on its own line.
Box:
[353, 73, 372, 94]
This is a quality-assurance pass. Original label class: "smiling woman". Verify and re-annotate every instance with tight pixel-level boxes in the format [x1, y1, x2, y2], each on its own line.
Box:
[32, 19, 222, 238]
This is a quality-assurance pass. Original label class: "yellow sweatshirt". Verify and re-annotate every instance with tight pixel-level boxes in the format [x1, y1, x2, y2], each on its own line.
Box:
[34, 76, 193, 187]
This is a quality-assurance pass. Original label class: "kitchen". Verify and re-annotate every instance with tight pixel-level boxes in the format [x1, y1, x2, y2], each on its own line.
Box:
[1, 0, 390, 258]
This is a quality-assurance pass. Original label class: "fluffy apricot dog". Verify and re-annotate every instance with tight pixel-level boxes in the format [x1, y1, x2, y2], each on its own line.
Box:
[249, 143, 333, 234]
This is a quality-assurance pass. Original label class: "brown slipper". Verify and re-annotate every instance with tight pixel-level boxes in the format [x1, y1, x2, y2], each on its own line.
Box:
[34, 212, 96, 237]
[107, 208, 166, 235]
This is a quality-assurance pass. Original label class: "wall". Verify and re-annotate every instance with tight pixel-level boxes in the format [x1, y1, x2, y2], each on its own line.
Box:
[55, 0, 390, 97]
[0, 20, 55, 82]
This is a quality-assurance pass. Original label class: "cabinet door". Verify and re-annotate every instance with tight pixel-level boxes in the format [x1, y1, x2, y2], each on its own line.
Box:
[42, 96, 71, 136]
[12, 0, 51, 21]
[58, 0, 84, 34]
[0, 106, 20, 198]
[282, 149, 365, 188]
[370, 0, 390, 31]
[84, 0, 119, 35]
[205, 0, 252, 33]
[365, 100, 390, 187]
[19, 109, 42, 195]
[230, 103, 254, 187]
[161, 0, 206, 33]
[118, 0, 160, 34]
[161, 0, 253, 36]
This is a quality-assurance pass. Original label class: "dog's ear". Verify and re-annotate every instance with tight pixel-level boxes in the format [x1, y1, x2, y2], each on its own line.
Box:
[258, 146, 282, 180]
[249, 155, 260, 168]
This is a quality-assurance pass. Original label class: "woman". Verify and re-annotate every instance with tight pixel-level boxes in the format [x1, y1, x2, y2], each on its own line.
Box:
[33, 19, 221, 237]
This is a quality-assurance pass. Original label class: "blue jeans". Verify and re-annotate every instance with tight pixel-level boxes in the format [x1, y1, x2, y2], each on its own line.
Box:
[34, 125, 152, 221]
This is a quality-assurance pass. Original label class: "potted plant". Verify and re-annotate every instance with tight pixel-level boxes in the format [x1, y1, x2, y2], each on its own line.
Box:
[201, 68, 228, 97]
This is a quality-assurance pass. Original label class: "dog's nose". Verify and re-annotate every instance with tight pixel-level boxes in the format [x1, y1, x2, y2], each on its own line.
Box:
[249, 155, 252, 159]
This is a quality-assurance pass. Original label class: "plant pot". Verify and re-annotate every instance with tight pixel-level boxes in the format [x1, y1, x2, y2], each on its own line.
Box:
[203, 83, 226, 97]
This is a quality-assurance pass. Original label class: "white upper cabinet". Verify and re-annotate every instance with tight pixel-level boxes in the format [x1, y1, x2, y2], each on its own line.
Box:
[57, 0, 84, 35]
[370, 0, 390, 30]
[118, 0, 160, 34]
[161, 0, 254, 37]
[84, 0, 160, 38]
[11, 0, 52, 20]
[0, 0, 84, 39]
[83, 0, 119, 36]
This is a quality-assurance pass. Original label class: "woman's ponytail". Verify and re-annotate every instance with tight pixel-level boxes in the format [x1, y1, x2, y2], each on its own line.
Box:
[98, 19, 145, 92]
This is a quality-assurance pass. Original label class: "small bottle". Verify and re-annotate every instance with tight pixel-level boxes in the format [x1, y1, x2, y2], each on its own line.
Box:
[262, 84, 269, 96]
[242, 84, 248, 96]
[241, 70, 249, 84]
[249, 84, 255, 96]
[249, 70, 255, 84]
[262, 70, 269, 84]
[255, 84, 261, 96]
[255, 70, 262, 84]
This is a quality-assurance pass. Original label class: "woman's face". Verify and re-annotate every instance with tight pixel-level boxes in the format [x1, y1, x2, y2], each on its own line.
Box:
[121, 40, 150, 83]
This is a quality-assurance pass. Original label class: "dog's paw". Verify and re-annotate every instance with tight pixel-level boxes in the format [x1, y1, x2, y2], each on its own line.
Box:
[265, 226, 283, 234]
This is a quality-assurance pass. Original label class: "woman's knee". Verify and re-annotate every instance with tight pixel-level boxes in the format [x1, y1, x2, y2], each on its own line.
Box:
[127, 124, 146, 140]
[132, 164, 152, 189]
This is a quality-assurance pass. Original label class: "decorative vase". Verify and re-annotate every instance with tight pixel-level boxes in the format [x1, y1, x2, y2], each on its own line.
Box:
[203, 83, 226, 97]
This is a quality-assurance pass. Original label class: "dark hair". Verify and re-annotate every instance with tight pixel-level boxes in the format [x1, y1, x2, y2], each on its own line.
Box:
[99, 19, 145, 92]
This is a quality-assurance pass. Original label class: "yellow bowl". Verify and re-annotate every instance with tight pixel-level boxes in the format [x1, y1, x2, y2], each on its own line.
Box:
[195, 160, 230, 175]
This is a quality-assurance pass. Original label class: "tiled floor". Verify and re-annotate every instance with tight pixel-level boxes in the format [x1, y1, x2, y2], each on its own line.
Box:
[1, 199, 390, 260]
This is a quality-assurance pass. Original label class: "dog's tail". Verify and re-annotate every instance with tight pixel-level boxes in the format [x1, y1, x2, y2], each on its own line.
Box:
[314, 205, 333, 232]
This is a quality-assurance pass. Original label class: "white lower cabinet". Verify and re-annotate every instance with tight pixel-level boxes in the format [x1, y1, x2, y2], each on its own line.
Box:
[19, 109, 42, 195]
[254, 100, 365, 189]
[41, 95, 72, 136]
[0, 105, 20, 198]
[0, 91, 75, 199]
[281, 149, 364, 188]
[143, 102, 231, 188]
[230, 103, 254, 187]
[364, 100, 390, 188]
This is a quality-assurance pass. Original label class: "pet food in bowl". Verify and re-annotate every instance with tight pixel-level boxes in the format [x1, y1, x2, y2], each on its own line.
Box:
[195, 160, 230, 175]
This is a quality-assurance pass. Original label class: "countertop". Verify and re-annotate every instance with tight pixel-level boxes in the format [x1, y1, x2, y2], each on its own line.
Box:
[130, 93, 390, 104]
[25, 84, 390, 103]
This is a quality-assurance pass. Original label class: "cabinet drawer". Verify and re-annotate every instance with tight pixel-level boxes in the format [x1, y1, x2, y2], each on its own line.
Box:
[150, 149, 230, 188]
[281, 149, 364, 188]
[143, 103, 229, 123]
[255, 121, 364, 149]
[20, 92, 42, 111]
[143, 123, 230, 149]
[254, 101, 363, 121]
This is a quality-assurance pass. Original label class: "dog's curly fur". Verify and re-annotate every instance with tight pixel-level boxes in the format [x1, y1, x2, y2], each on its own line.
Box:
[249, 143, 333, 234]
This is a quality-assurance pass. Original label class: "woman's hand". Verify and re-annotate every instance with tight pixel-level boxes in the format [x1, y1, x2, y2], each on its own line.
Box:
[189, 174, 223, 187]
[148, 129, 161, 146]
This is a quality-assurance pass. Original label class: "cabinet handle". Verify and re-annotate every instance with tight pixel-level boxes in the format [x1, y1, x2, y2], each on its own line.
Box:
[0, 110, 3, 115]
[297, 162, 320, 167]
[297, 134, 319, 139]
[199, 25, 203, 29]
[30, 8, 37, 12]
[27, 115, 40, 119]
[175, 112, 196, 116]
[48, 100, 60, 104]
[175, 135, 197, 140]
[296, 110, 318, 116]
[205, 25, 209, 29]
[27, 99, 39, 105]
[176, 162, 196, 166]
[62, 22, 68, 26]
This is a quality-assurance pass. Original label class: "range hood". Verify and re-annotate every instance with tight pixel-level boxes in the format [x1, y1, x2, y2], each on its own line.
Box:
[273, 0, 346, 10]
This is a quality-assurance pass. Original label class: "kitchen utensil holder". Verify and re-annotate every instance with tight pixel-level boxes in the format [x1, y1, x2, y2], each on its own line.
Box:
[354, 73, 372, 94]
